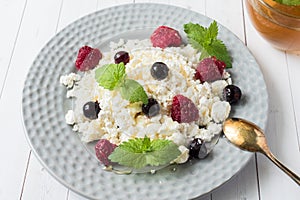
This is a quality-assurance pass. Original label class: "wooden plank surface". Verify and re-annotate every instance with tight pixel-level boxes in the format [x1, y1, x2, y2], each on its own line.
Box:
[243, 1, 300, 199]
[0, 0, 63, 199]
[0, 0, 27, 96]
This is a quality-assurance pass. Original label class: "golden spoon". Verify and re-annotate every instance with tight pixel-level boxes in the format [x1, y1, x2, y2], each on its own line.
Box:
[223, 118, 300, 186]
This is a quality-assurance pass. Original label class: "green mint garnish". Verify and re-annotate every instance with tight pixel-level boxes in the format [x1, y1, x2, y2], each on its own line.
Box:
[95, 63, 126, 90]
[273, 0, 300, 6]
[95, 63, 148, 104]
[184, 21, 232, 68]
[108, 137, 181, 169]
[120, 79, 148, 104]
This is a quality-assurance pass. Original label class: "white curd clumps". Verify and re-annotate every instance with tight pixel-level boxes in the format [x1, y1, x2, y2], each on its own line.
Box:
[61, 39, 231, 164]
[59, 73, 81, 89]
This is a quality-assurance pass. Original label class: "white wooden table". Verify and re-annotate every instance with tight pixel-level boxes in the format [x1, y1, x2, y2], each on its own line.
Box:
[1, 0, 299, 199]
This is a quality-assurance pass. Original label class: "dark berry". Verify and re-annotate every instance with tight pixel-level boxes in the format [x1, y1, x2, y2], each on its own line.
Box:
[83, 101, 101, 119]
[75, 46, 102, 71]
[114, 51, 130, 65]
[171, 94, 199, 123]
[150, 62, 169, 80]
[223, 85, 242, 104]
[142, 98, 160, 117]
[189, 138, 208, 159]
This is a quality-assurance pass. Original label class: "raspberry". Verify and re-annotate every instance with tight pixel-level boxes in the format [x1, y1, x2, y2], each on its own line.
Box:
[75, 46, 102, 71]
[212, 56, 226, 74]
[150, 26, 182, 49]
[171, 95, 199, 123]
[95, 139, 117, 166]
[195, 57, 225, 83]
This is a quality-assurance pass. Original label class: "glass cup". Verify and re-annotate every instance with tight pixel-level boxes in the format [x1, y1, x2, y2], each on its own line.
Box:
[245, 0, 300, 53]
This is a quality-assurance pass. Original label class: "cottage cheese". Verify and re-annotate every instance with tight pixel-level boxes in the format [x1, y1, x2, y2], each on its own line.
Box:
[61, 39, 231, 164]
[60, 73, 81, 89]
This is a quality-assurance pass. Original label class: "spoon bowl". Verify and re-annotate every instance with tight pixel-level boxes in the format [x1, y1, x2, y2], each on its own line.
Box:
[223, 118, 300, 186]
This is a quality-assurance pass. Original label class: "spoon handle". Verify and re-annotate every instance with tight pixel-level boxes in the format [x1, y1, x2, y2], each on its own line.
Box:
[264, 151, 300, 186]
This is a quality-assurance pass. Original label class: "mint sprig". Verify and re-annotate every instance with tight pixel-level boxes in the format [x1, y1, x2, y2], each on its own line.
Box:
[95, 63, 148, 104]
[95, 63, 126, 90]
[108, 137, 181, 169]
[184, 21, 232, 68]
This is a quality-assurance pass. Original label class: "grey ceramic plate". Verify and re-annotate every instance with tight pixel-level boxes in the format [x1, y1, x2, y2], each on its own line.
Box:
[22, 3, 269, 200]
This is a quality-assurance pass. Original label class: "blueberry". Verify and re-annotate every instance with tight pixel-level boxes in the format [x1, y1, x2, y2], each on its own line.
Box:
[150, 62, 169, 80]
[83, 101, 101, 119]
[189, 138, 208, 159]
[142, 98, 160, 117]
[114, 51, 130, 65]
[223, 85, 242, 104]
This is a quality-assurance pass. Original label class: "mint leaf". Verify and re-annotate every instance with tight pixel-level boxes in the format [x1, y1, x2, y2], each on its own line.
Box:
[95, 63, 148, 104]
[119, 79, 148, 104]
[273, 0, 300, 5]
[184, 23, 206, 52]
[206, 20, 218, 40]
[199, 49, 210, 60]
[108, 137, 181, 169]
[120, 137, 152, 153]
[109, 148, 148, 169]
[184, 21, 232, 68]
[95, 63, 126, 90]
[206, 39, 232, 68]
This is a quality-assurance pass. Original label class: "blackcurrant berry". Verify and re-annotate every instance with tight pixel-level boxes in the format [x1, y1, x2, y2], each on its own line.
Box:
[142, 98, 160, 117]
[83, 101, 101, 119]
[223, 85, 242, 104]
[189, 138, 208, 159]
[150, 62, 169, 80]
[114, 51, 130, 65]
